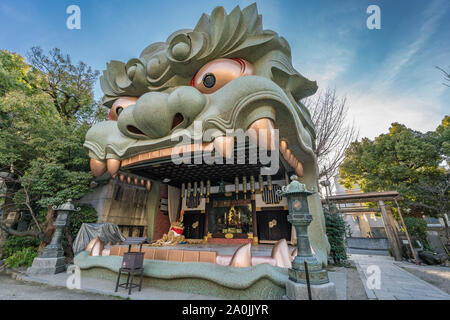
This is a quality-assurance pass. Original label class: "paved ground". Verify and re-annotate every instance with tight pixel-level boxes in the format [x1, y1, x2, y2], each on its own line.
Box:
[327, 266, 347, 300]
[10, 270, 221, 300]
[347, 248, 390, 256]
[2, 252, 448, 300]
[0, 274, 119, 300]
[8, 267, 347, 300]
[346, 262, 369, 300]
[399, 264, 450, 294]
[350, 253, 450, 300]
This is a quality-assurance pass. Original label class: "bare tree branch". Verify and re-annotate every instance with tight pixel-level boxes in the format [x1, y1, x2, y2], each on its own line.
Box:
[0, 221, 46, 241]
[303, 88, 359, 181]
[436, 66, 450, 87]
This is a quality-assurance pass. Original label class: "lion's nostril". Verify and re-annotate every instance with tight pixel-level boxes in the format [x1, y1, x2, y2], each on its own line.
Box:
[171, 113, 184, 129]
[127, 125, 145, 135]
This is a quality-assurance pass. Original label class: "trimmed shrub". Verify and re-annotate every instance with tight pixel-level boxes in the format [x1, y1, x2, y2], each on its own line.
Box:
[324, 205, 348, 265]
[5, 247, 38, 268]
[2, 235, 40, 259]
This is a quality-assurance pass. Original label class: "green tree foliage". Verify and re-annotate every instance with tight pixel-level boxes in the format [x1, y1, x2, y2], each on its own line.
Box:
[2, 235, 40, 259]
[5, 247, 38, 268]
[403, 217, 431, 251]
[0, 49, 103, 208]
[68, 204, 98, 240]
[27, 47, 101, 122]
[340, 121, 448, 217]
[0, 48, 105, 255]
[0, 50, 32, 96]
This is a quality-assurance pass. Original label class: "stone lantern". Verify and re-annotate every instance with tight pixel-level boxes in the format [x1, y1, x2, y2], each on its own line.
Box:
[27, 199, 80, 275]
[278, 176, 336, 300]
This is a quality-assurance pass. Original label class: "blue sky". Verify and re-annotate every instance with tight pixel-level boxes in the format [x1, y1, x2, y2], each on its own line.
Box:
[0, 0, 449, 139]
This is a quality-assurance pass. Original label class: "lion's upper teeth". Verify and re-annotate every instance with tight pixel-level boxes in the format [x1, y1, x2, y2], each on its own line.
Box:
[247, 118, 276, 151]
[90, 159, 107, 177]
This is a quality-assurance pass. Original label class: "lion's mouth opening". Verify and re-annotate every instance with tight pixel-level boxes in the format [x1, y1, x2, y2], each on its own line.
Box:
[89, 119, 307, 189]
[90, 118, 306, 189]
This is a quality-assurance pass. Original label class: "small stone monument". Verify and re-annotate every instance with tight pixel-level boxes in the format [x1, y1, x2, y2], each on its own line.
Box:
[27, 199, 79, 275]
[278, 176, 337, 300]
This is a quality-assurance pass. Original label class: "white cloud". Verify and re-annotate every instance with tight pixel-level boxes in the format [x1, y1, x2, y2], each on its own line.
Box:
[347, 92, 444, 139]
[308, 0, 450, 140]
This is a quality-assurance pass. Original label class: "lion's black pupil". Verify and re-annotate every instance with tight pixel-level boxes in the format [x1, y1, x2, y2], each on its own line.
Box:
[116, 106, 124, 116]
[203, 73, 216, 88]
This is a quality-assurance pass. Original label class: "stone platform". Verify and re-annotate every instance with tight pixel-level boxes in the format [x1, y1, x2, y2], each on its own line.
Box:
[74, 251, 288, 299]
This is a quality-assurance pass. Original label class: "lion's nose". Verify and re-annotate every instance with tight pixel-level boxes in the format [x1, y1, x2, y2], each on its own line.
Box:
[117, 86, 206, 139]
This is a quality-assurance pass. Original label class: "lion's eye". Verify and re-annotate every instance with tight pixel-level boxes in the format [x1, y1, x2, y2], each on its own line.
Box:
[191, 58, 254, 94]
[202, 73, 216, 88]
[109, 97, 138, 121]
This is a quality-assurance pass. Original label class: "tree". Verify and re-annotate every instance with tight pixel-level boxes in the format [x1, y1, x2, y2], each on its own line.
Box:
[27, 47, 100, 122]
[0, 49, 102, 256]
[303, 88, 358, 182]
[340, 121, 448, 221]
[0, 50, 32, 96]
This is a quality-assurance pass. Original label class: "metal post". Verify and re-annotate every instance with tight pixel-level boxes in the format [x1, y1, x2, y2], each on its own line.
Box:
[304, 261, 312, 300]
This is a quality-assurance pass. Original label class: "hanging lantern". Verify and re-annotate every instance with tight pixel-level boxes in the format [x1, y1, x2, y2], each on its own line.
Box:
[200, 180, 204, 197]
[145, 180, 152, 192]
[242, 176, 247, 194]
[127, 176, 132, 184]
[250, 176, 255, 193]
[181, 183, 185, 198]
[140, 179, 145, 186]
[134, 178, 139, 185]
[119, 174, 125, 183]
[187, 182, 192, 198]
[267, 175, 272, 191]
[193, 181, 198, 197]
[259, 174, 264, 192]
[206, 179, 211, 203]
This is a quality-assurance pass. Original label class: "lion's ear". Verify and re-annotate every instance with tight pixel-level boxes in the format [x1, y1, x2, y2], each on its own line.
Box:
[271, 64, 318, 101]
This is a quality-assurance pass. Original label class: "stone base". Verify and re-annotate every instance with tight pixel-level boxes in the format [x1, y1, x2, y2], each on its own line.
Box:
[284, 279, 337, 300]
[27, 257, 66, 275]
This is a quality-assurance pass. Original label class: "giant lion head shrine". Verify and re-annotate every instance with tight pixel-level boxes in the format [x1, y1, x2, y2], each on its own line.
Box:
[70, 4, 338, 299]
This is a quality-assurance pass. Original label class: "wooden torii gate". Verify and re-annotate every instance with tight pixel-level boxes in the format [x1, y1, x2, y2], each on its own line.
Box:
[324, 191, 418, 263]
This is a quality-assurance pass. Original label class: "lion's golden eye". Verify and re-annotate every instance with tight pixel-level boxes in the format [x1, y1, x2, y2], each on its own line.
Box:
[109, 97, 138, 121]
[191, 58, 254, 94]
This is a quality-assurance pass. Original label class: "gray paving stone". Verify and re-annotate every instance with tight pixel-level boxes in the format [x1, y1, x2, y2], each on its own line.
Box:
[350, 254, 450, 300]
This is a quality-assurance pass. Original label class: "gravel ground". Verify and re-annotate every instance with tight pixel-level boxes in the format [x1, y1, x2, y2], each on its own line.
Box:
[401, 265, 450, 295]
[0, 274, 119, 300]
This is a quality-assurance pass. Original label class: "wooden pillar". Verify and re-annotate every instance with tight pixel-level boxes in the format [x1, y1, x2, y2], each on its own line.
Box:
[395, 200, 419, 264]
[378, 200, 403, 261]
[203, 200, 209, 242]
[251, 199, 258, 245]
